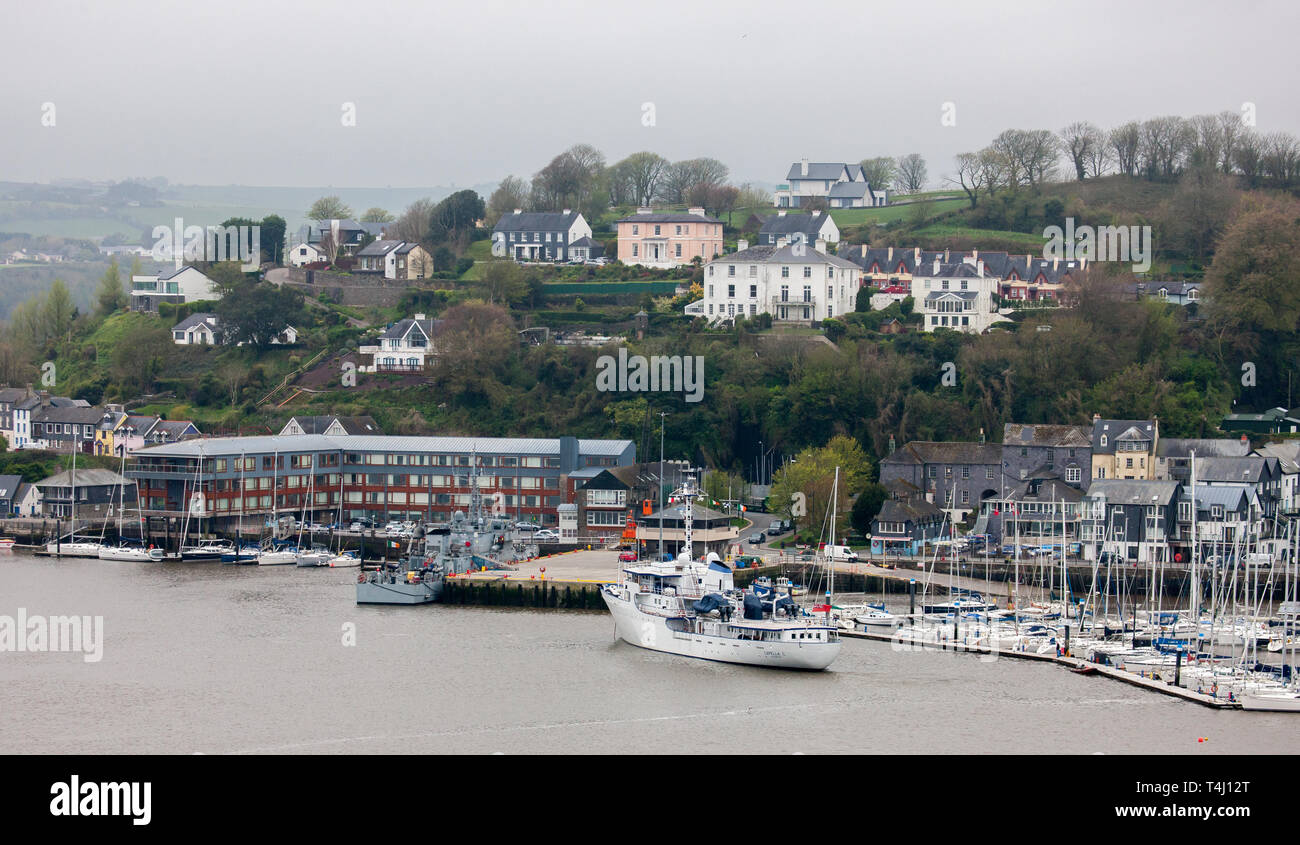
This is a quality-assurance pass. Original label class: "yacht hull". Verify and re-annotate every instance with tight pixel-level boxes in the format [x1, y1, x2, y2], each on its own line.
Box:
[601, 588, 840, 670]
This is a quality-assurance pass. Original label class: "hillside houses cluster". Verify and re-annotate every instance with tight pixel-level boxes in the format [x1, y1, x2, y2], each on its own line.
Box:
[0, 387, 201, 457]
[873, 416, 1300, 565]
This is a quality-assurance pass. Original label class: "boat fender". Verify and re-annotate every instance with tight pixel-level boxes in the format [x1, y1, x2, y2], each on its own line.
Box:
[357, 573, 366, 584]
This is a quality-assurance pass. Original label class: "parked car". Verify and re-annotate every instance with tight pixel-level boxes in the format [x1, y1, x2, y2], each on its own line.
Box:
[823, 544, 859, 562]
[781, 519, 793, 532]
[587, 257, 608, 266]
[515, 522, 540, 532]
[766, 522, 783, 536]
[749, 532, 765, 544]
[618, 551, 637, 562]
[533, 529, 560, 542]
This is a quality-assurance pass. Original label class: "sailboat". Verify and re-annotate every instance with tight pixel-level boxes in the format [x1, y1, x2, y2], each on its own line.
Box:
[99, 451, 163, 561]
[45, 445, 103, 558]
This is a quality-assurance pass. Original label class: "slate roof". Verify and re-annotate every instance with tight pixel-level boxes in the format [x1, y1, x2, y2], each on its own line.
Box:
[786, 162, 854, 181]
[883, 441, 1003, 466]
[828, 181, 870, 199]
[1091, 419, 1155, 454]
[37, 468, 132, 489]
[1083, 479, 1179, 506]
[0, 474, 23, 503]
[759, 212, 831, 237]
[492, 211, 583, 233]
[1189, 456, 1270, 484]
[132, 434, 634, 458]
[356, 239, 404, 257]
[378, 317, 443, 341]
[1003, 424, 1091, 448]
[1156, 438, 1251, 459]
[710, 244, 859, 270]
[287, 415, 383, 435]
[1180, 484, 1255, 513]
[173, 312, 218, 332]
[876, 497, 943, 525]
[616, 211, 720, 224]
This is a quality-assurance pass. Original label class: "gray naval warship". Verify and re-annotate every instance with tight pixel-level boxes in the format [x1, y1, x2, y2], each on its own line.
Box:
[355, 508, 521, 605]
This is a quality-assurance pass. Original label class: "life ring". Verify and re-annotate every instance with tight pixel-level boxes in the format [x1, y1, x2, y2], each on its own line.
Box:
[357, 573, 366, 584]
[1211, 683, 1218, 695]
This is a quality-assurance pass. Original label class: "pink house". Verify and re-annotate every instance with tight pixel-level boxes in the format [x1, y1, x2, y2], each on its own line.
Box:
[615, 207, 723, 268]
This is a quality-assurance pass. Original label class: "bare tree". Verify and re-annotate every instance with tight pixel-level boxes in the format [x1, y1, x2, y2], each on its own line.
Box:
[1262, 131, 1300, 187]
[486, 175, 530, 227]
[613, 152, 669, 206]
[1217, 110, 1245, 175]
[392, 198, 436, 243]
[1234, 129, 1266, 187]
[1109, 121, 1142, 176]
[1059, 122, 1103, 180]
[894, 153, 928, 194]
[949, 152, 988, 208]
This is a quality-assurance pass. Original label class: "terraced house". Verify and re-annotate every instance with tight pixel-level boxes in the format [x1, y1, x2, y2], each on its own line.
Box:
[126, 434, 636, 530]
[910, 256, 1007, 333]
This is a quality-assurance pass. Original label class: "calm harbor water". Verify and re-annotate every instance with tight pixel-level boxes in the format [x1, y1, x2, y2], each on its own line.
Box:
[2, 550, 1296, 755]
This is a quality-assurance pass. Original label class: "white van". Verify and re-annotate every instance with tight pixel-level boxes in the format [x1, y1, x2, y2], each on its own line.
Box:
[823, 544, 859, 562]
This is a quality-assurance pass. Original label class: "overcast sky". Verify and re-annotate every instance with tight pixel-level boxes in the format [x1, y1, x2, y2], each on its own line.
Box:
[4, 0, 1298, 190]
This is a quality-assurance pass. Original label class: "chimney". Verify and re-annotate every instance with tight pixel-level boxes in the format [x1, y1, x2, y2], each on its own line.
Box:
[944, 248, 951, 262]
[777, 210, 786, 217]
[933, 258, 940, 275]
[887, 246, 893, 261]
[1053, 256, 1059, 271]
[972, 249, 979, 261]
[977, 259, 985, 277]
[800, 158, 809, 176]
[562, 208, 571, 215]
[1093, 413, 1101, 422]
[776, 236, 789, 248]
[737, 239, 748, 252]
[914, 247, 921, 266]
[637, 206, 652, 215]
[688, 207, 705, 217]
[513, 209, 522, 214]
[815, 237, 826, 253]
[39, 390, 50, 407]
[414, 313, 426, 321]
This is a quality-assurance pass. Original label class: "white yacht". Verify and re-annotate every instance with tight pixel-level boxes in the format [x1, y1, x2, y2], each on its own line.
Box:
[600, 470, 841, 671]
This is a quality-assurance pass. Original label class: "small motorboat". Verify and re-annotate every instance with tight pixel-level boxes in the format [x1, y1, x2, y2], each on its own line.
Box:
[1070, 664, 1100, 676]
[0, 538, 15, 550]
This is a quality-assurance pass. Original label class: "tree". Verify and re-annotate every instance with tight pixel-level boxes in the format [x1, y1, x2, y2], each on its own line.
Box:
[430, 303, 519, 402]
[769, 434, 873, 533]
[95, 257, 127, 316]
[427, 190, 485, 251]
[612, 152, 669, 206]
[307, 196, 353, 221]
[360, 207, 394, 223]
[215, 282, 305, 347]
[951, 152, 989, 209]
[858, 157, 897, 190]
[894, 153, 928, 193]
[1059, 121, 1103, 180]
[849, 482, 888, 535]
[393, 198, 436, 243]
[657, 158, 729, 204]
[43, 280, 76, 343]
[486, 175, 531, 227]
[1204, 193, 1300, 338]
[259, 214, 286, 265]
[481, 260, 526, 305]
[1109, 121, 1142, 177]
[206, 261, 251, 298]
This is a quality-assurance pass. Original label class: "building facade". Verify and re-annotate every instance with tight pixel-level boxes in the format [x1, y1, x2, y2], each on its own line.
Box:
[699, 243, 858, 323]
[126, 434, 636, 529]
[615, 208, 723, 267]
[490, 210, 592, 262]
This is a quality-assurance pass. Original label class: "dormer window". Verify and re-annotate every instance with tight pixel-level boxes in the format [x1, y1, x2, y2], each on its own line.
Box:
[1100, 435, 1108, 448]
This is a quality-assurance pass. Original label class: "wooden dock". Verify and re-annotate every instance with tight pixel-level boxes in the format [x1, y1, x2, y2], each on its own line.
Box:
[838, 628, 1240, 709]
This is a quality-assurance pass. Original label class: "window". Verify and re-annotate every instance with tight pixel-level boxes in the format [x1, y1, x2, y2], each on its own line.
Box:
[654, 225, 661, 235]
[781, 266, 790, 278]
[803, 266, 811, 278]
[728, 265, 735, 277]
[1179, 501, 1192, 521]
[727, 284, 735, 298]
[1066, 467, 1081, 483]
[632, 244, 638, 257]
[1100, 435, 1108, 448]
[987, 467, 995, 479]
[675, 244, 681, 258]
[632, 225, 639, 235]
[1211, 505, 1224, 520]
[962, 466, 970, 479]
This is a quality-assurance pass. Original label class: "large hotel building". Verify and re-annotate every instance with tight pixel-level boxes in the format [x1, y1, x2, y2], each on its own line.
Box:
[126, 434, 636, 529]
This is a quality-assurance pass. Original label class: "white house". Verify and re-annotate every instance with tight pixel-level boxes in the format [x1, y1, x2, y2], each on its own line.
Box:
[131, 265, 220, 312]
[773, 159, 888, 208]
[910, 256, 1009, 334]
[171, 313, 297, 346]
[698, 241, 859, 324]
[757, 211, 839, 247]
[359, 314, 442, 372]
[491, 210, 592, 262]
[287, 241, 326, 267]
